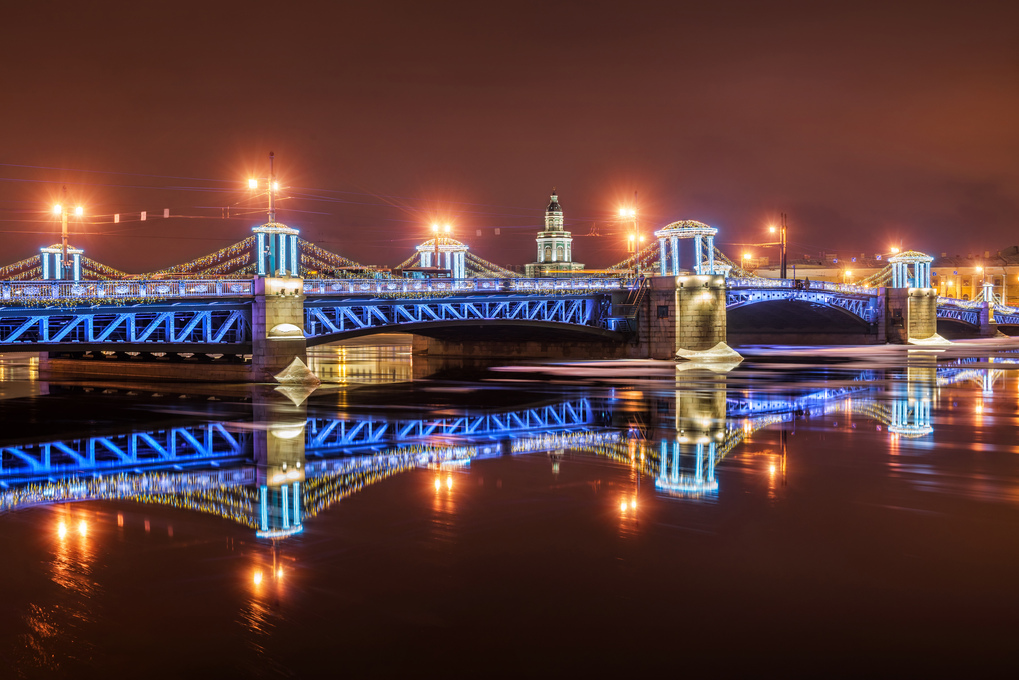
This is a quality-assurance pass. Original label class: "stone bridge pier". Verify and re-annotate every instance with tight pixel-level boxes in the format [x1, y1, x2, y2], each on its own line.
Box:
[884, 287, 938, 343]
[640, 275, 727, 359]
[252, 277, 308, 381]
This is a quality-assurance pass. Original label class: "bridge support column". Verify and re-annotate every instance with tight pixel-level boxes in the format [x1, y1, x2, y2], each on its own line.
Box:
[643, 275, 727, 359]
[979, 302, 999, 337]
[885, 287, 937, 343]
[252, 277, 309, 381]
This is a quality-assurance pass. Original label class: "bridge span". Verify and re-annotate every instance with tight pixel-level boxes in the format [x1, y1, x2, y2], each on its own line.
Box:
[0, 272, 1007, 378]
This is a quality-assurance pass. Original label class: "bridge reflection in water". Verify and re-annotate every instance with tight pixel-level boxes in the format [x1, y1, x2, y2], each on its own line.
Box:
[3, 358, 1003, 537]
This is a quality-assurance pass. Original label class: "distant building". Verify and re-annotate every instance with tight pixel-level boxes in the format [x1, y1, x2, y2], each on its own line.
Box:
[753, 246, 1019, 305]
[525, 190, 585, 277]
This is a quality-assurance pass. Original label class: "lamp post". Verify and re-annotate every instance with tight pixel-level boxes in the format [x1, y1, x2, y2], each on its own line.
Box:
[768, 213, 788, 279]
[431, 223, 450, 276]
[52, 186, 84, 280]
[619, 202, 640, 277]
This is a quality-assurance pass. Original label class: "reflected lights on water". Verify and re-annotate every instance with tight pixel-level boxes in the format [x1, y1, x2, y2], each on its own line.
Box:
[306, 339, 412, 385]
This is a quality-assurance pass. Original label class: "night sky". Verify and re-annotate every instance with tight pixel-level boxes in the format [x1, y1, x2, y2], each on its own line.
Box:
[2, 1, 1017, 272]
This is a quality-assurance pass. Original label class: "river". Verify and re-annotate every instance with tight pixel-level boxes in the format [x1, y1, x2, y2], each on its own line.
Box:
[2, 336, 1019, 677]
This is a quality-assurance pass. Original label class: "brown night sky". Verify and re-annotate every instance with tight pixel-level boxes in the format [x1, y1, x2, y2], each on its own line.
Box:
[1, 0, 1017, 272]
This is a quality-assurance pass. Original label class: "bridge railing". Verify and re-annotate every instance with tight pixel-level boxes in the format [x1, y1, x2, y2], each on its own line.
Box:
[727, 277, 877, 296]
[303, 277, 631, 296]
[0, 279, 254, 303]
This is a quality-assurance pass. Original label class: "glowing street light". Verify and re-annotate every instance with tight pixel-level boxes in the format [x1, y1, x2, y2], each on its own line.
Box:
[890, 246, 900, 254]
[248, 178, 259, 190]
[769, 214, 788, 278]
[52, 186, 84, 280]
[619, 195, 640, 277]
[431, 223, 451, 274]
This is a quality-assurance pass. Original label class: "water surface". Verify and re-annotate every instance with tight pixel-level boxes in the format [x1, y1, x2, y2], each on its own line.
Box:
[3, 339, 1019, 676]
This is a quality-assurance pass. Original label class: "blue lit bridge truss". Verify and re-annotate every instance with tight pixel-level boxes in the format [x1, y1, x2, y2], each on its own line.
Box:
[0, 302, 251, 352]
[304, 295, 616, 342]
[936, 297, 982, 327]
[726, 279, 879, 323]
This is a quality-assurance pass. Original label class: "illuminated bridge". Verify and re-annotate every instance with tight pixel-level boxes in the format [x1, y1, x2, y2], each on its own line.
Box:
[0, 274, 914, 356]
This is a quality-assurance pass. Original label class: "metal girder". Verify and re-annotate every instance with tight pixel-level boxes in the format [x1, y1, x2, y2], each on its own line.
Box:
[995, 313, 1019, 326]
[304, 295, 602, 338]
[936, 306, 980, 326]
[0, 422, 249, 477]
[0, 305, 250, 347]
[725, 287, 877, 323]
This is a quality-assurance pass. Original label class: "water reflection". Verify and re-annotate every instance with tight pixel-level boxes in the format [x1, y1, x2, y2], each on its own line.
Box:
[2, 360, 1018, 541]
[306, 336, 412, 385]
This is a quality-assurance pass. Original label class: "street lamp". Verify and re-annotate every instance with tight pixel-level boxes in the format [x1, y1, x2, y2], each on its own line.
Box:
[619, 202, 640, 276]
[768, 213, 788, 279]
[52, 186, 84, 280]
[431, 223, 450, 275]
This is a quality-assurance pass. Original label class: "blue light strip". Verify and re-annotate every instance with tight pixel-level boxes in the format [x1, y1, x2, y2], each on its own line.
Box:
[281, 484, 290, 528]
[260, 485, 268, 531]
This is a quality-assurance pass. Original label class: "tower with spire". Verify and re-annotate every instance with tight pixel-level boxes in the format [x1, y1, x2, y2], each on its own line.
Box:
[525, 189, 584, 277]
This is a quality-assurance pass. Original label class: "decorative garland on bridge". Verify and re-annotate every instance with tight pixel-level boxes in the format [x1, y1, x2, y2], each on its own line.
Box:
[0, 255, 42, 281]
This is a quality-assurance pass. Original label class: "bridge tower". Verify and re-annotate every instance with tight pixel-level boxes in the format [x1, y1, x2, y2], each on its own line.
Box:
[885, 250, 937, 343]
[39, 244, 83, 281]
[249, 153, 310, 381]
[416, 237, 468, 278]
[654, 220, 725, 276]
[252, 153, 300, 277]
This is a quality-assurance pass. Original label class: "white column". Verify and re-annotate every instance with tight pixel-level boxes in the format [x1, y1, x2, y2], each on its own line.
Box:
[707, 235, 715, 275]
[658, 239, 667, 275]
[694, 237, 703, 275]
[671, 236, 679, 275]
[256, 233, 266, 276]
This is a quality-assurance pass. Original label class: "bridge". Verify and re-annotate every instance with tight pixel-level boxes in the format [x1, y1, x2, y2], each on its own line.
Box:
[1, 208, 1010, 375]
